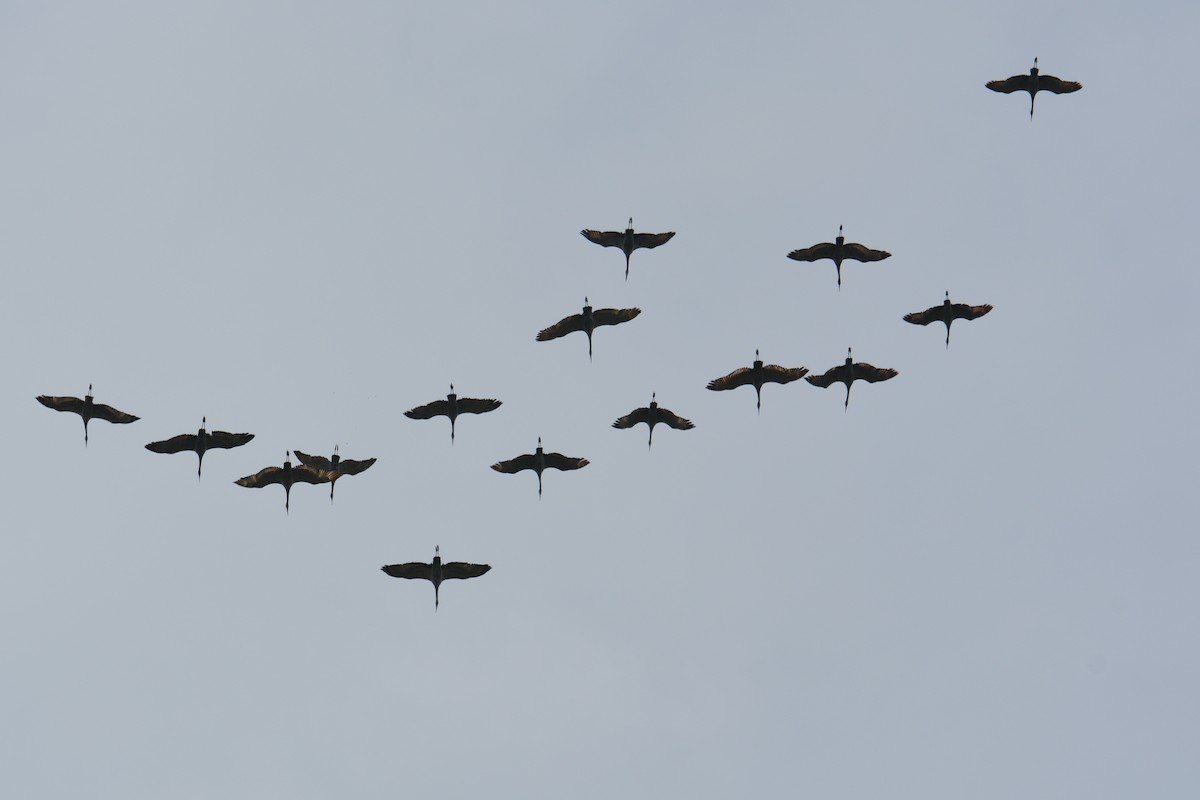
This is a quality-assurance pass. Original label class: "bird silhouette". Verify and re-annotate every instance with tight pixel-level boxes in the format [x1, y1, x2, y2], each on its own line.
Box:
[986, 58, 1081, 118]
[36, 384, 139, 445]
[613, 393, 695, 448]
[707, 350, 809, 412]
[145, 417, 255, 479]
[404, 384, 502, 443]
[536, 297, 641, 360]
[381, 546, 491, 610]
[787, 225, 891, 288]
[235, 451, 331, 512]
[806, 348, 898, 410]
[292, 446, 376, 501]
[491, 437, 589, 497]
[580, 217, 675, 280]
[903, 292, 993, 347]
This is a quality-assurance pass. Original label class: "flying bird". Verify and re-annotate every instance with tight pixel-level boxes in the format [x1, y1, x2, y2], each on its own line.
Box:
[787, 225, 891, 288]
[381, 546, 491, 610]
[903, 291, 993, 347]
[580, 217, 675, 280]
[491, 437, 589, 497]
[806, 348, 898, 410]
[536, 297, 640, 360]
[613, 393, 694, 448]
[145, 417, 255, 479]
[292, 446, 376, 501]
[36, 385, 139, 445]
[706, 350, 809, 411]
[986, 58, 1081, 118]
[235, 451, 331, 512]
[404, 385, 502, 443]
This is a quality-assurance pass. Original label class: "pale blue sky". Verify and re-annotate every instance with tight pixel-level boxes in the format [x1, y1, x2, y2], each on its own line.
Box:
[2, 1, 1197, 797]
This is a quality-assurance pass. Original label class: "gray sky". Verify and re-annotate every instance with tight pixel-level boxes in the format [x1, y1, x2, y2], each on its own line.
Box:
[3, 1, 1198, 797]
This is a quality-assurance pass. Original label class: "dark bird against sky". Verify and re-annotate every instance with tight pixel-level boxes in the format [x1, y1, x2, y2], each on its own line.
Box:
[404, 385, 502, 443]
[381, 546, 491, 610]
[37, 385, 139, 446]
[536, 298, 641, 361]
[806, 348, 898, 410]
[707, 350, 809, 412]
[787, 225, 891, 289]
[235, 451, 331, 512]
[491, 437, 589, 497]
[903, 292, 993, 347]
[613, 393, 695, 449]
[145, 417, 254, 479]
[580, 217, 675, 280]
[292, 446, 376, 501]
[986, 58, 1082, 118]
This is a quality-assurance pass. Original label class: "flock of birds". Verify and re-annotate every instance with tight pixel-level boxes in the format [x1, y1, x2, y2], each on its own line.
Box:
[35, 60, 1078, 609]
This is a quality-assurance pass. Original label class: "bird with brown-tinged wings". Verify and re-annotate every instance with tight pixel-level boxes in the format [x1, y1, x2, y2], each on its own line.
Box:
[536, 297, 640, 361]
[235, 451, 331, 513]
[787, 225, 891, 289]
[37, 384, 139, 446]
[806, 348, 898, 410]
[404, 384, 501, 443]
[706, 350, 808, 412]
[986, 58, 1081, 119]
[613, 393, 695, 449]
[292, 446, 376, 502]
[381, 546, 491, 611]
[145, 417, 254, 479]
[903, 292, 993, 348]
[491, 437, 589, 497]
[580, 217, 675, 280]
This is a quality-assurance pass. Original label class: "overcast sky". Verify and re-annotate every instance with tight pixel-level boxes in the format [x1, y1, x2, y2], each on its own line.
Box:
[2, 1, 1198, 797]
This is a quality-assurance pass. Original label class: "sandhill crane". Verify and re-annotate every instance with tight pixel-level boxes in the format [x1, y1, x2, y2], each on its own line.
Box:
[381, 546, 491, 610]
[903, 292, 993, 347]
[986, 58, 1081, 118]
[36, 385, 139, 445]
[491, 437, 589, 497]
[580, 217, 675, 280]
[613, 393, 695, 448]
[788, 225, 891, 288]
[707, 350, 809, 411]
[806, 348, 898, 410]
[292, 446, 376, 501]
[145, 417, 255, 479]
[536, 297, 640, 360]
[234, 451, 331, 512]
[404, 384, 502, 443]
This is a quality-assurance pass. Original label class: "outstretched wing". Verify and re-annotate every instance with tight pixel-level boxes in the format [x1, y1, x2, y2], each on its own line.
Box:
[336, 457, 377, 475]
[37, 395, 85, 414]
[632, 231, 675, 250]
[1039, 75, 1082, 94]
[491, 454, 537, 474]
[805, 366, 846, 388]
[613, 407, 651, 429]
[292, 450, 334, 471]
[853, 363, 899, 383]
[543, 453, 589, 472]
[787, 242, 836, 262]
[291, 465, 333, 485]
[761, 365, 808, 385]
[405, 399, 450, 420]
[209, 431, 254, 449]
[656, 408, 695, 431]
[89, 403, 139, 424]
[580, 229, 624, 248]
[986, 74, 1031, 93]
[903, 307, 941, 326]
[441, 562, 492, 580]
[536, 313, 585, 341]
[707, 367, 754, 391]
[951, 303, 993, 321]
[591, 307, 641, 327]
[146, 433, 200, 454]
[841, 243, 890, 263]
[381, 562, 433, 580]
[235, 466, 285, 488]
[457, 398, 502, 415]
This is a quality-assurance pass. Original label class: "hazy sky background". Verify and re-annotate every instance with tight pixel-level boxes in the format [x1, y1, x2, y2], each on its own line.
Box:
[2, 1, 1198, 797]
